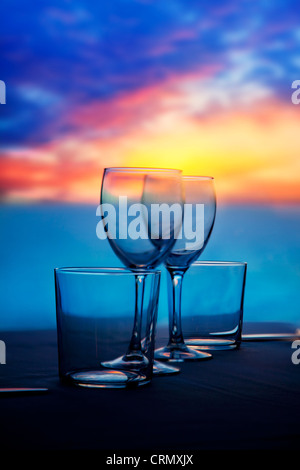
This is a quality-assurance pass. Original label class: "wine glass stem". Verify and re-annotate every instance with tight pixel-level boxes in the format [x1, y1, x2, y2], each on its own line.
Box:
[127, 274, 145, 356]
[167, 268, 186, 347]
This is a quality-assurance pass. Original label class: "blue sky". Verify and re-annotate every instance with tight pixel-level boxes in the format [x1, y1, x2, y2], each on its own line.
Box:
[1, 0, 299, 146]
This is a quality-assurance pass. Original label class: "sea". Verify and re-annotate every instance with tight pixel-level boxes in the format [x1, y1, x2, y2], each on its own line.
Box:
[0, 203, 299, 333]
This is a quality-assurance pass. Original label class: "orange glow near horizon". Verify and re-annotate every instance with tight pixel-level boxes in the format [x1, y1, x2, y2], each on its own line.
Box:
[1, 82, 300, 206]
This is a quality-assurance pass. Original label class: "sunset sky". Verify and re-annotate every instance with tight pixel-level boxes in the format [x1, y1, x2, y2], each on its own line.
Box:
[1, 0, 300, 204]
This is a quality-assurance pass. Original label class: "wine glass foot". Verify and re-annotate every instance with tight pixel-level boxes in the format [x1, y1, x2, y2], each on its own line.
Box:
[100, 353, 151, 385]
[185, 338, 237, 350]
[102, 355, 180, 377]
[101, 353, 148, 370]
[152, 360, 181, 376]
[155, 344, 212, 362]
[69, 370, 149, 388]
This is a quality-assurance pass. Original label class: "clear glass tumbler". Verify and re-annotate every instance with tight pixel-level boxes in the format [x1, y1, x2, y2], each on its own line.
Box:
[55, 267, 160, 388]
[182, 261, 247, 350]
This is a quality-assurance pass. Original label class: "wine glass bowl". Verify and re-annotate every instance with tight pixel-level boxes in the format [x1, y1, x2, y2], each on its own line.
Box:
[165, 176, 216, 269]
[101, 167, 184, 269]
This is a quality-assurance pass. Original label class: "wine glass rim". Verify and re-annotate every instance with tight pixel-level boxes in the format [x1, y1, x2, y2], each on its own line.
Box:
[191, 261, 247, 267]
[54, 266, 161, 275]
[104, 167, 182, 173]
[183, 175, 214, 180]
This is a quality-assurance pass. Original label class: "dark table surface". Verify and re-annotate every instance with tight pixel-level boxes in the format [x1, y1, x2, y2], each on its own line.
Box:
[0, 328, 299, 452]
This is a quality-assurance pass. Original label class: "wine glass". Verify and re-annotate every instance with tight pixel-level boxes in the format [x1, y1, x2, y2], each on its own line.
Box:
[154, 176, 216, 362]
[100, 167, 184, 378]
